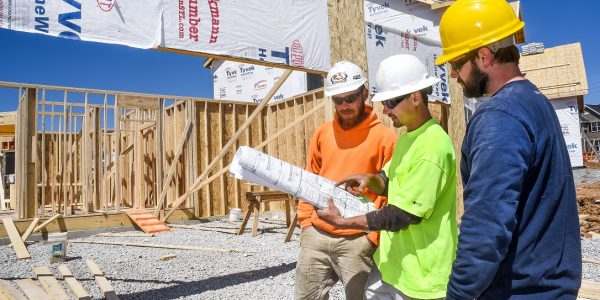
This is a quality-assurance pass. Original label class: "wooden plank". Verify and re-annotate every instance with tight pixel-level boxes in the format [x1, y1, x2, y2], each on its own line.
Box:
[134, 109, 143, 209]
[94, 232, 155, 238]
[0, 112, 16, 125]
[2, 218, 30, 259]
[84, 260, 119, 300]
[168, 224, 237, 234]
[75, 240, 236, 253]
[233, 104, 240, 209]
[0, 209, 195, 237]
[103, 95, 109, 212]
[158, 47, 326, 75]
[154, 121, 192, 216]
[0, 279, 28, 300]
[580, 280, 600, 299]
[61, 93, 67, 214]
[218, 103, 226, 216]
[33, 214, 61, 233]
[20, 217, 39, 242]
[33, 266, 70, 300]
[163, 70, 292, 221]
[57, 265, 91, 300]
[583, 258, 600, 265]
[155, 99, 164, 216]
[92, 108, 101, 211]
[114, 102, 122, 213]
[16, 279, 50, 300]
[203, 102, 211, 216]
[117, 94, 159, 110]
[41, 94, 47, 218]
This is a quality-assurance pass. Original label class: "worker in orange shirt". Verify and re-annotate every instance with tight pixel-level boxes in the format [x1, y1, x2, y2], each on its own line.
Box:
[294, 61, 397, 300]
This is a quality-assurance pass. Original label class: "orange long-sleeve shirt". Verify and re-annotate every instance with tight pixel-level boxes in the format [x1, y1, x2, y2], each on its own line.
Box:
[297, 105, 396, 245]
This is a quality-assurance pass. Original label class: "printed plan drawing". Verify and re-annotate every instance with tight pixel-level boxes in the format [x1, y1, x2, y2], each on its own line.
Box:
[230, 146, 375, 218]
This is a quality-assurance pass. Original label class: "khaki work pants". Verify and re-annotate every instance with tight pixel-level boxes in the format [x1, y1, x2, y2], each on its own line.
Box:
[294, 226, 375, 300]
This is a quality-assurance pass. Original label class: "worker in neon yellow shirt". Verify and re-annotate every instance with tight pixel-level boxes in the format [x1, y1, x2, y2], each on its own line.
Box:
[317, 54, 457, 299]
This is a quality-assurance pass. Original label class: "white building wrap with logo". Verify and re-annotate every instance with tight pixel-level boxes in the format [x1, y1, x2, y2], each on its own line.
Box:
[550, 97, 584, 168]
[0, 0, 331, 72]
[364, 0, 451, 104]
[211, 60, 307, 104]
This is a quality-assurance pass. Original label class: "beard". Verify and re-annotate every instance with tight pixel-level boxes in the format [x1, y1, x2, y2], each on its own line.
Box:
[461, 63, 489, 98]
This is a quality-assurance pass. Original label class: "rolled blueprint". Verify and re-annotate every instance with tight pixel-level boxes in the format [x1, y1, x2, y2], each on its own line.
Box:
[229, 146, 374, 218]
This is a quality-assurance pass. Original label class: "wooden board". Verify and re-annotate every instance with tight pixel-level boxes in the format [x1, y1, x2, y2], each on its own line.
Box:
[57, 265, 91, 300]
[72, 240, 234, 253]
[85, 260, 119, 300]
[2, 218, 30, 259]
[0, 279, 28, 300]
[15, 279, 50, 300]
[33, 214, 62, 233]
[32, 266, 69, 300]
[117, 95, 160, 110]
[0, 209, 195, 238]
[580, 280, 600, 300]
[20, 217, 40, 242]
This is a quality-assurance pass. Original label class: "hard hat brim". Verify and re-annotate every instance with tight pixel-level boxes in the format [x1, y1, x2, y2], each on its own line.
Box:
[435, 20, 525, 65]
[371, 77, 441, 102]
[324, 78, 367, 96]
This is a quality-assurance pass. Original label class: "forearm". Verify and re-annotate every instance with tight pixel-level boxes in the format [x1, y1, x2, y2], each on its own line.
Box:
[333, 215, 369, 231]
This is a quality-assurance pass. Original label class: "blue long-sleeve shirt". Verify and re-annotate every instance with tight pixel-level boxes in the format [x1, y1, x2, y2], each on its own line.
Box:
[447, 80, 581, 299]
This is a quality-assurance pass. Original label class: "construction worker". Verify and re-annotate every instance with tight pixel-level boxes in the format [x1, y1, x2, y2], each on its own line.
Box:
[294, 61, 397, 300]
[435, 0, 582, 298]
[317, 54, 457, 299]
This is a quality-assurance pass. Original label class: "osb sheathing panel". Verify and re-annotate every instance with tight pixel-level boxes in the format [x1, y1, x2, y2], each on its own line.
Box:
[447, 78, 466, 218]
[520, 43, 588, 99]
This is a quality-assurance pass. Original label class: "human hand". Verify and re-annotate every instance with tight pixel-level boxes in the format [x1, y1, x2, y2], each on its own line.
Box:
[336, 174, 370, 196]
[316, 198, 343, 226]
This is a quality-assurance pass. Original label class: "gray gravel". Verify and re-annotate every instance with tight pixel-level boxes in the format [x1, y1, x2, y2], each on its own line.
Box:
[573, 167, 600, 186]
[2, 165, 600, 300]
[0, 217, 345, 299]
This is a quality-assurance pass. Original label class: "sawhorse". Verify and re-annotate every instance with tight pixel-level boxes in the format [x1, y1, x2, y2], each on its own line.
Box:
[237, 191, 298, 242]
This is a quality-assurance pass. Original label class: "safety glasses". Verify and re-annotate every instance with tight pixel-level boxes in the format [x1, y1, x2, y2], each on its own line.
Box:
[449, 51, 477, 73]
[332, 89, 363, 105]
[382, 94, 410, 110]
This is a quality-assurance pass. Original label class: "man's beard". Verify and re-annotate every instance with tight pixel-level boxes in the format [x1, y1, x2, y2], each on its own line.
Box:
[461, 64, 489, 98]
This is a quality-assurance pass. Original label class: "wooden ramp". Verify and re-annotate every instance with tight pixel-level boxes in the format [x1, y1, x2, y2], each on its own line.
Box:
[125, 209, 171, 234]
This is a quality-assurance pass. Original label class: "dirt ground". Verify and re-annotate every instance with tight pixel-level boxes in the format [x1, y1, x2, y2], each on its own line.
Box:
[577, 164, 600, 234]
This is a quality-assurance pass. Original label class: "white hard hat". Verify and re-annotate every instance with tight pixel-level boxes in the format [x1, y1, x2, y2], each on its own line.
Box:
[325, 61, 367, 96]
[371, 55, 440, 102]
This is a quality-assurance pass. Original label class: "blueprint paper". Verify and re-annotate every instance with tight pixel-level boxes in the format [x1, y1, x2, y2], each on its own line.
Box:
[230, 146, 374, 218]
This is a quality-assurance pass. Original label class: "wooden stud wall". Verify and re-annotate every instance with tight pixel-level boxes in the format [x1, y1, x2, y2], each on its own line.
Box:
[11, 82, 328, 221]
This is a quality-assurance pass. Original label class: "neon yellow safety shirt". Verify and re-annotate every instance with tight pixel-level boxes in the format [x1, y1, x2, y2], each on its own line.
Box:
[375, 118, 457, 299]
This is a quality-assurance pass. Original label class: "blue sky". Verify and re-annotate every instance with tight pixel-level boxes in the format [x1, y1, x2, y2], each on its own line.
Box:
[0, 0, 598, 113]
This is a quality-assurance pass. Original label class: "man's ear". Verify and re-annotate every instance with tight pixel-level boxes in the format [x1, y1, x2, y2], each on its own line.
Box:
[477, 47, 495, 68]
[362, 86, 369, 100]
[411, 92, 421, 106]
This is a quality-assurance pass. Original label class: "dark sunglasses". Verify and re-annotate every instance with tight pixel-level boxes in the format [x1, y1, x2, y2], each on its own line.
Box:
[449, 51, 477, 73]
[332, 89, 363, 105]
[382, 94, 410, 109]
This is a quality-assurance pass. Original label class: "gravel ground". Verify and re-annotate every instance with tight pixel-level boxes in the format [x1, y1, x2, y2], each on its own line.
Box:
[0, 217, 346, 299]
[1, 216, 598, 299]
[573, 167, 600, 186]
[0, 168, 598, 299]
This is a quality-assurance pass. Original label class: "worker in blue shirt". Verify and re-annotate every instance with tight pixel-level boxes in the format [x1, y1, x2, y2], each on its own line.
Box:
[435, 0, 582, 298]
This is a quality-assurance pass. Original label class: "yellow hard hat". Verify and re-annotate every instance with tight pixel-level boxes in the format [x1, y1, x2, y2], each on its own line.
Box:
[435, 0, 525, 65]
